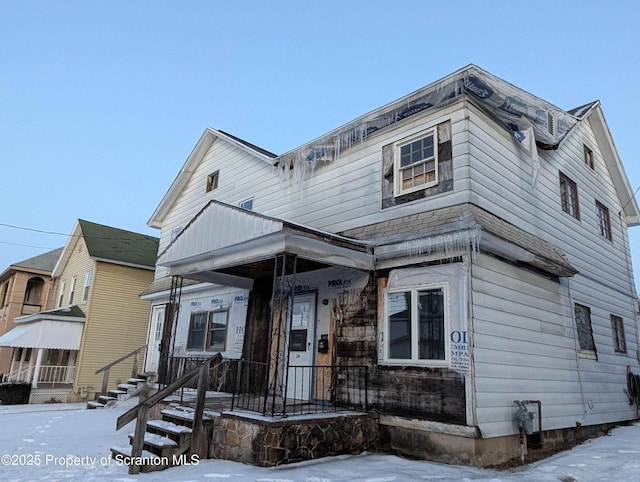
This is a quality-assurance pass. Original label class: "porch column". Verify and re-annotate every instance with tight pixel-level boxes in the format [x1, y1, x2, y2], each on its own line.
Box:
[66, 351, 78, 383]
[17, 347, 27, 378]
[31, 348, 44, 389]
[9, 348, 19, 375]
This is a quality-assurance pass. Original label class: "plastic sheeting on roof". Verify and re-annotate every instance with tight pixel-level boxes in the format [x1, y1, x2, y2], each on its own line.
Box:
[277, 66, 578, 187]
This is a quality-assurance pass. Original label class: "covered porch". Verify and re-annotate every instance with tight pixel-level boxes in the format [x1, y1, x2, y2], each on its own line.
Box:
[0, 306, 84, 401]
[156, 200, 375, 417]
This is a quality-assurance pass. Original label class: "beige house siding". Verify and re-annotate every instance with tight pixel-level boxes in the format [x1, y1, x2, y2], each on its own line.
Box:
[69, 261, 153, 402]
[0, 269, 56, 374]
[54, 236, 94, 309]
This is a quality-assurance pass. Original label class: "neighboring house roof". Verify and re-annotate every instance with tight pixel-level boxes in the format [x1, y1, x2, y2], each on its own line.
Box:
[340, 204, 577, 277]
[148, 128, 277, 228]
[53, 219, 159, 277]
[0, 247, 63, 282]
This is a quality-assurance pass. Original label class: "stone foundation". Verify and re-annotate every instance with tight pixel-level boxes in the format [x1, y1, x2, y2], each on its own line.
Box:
[210, 411, 379, 466]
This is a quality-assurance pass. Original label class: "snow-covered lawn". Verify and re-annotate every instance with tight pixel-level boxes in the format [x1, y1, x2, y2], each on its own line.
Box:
[1, 399, 639, 481]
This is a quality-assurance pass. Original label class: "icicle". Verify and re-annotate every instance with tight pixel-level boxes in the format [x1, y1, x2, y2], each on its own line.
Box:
[400, 228, 481, 262]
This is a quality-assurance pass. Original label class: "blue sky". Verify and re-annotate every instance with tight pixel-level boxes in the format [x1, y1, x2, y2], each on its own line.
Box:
[1, 1, 639, 284]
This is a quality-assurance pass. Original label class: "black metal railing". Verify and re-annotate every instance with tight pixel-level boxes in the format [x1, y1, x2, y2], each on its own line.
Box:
[165, 355, 236, 392]
[231, 360, 368, 417]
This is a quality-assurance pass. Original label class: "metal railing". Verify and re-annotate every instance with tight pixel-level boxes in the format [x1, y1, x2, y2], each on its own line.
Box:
[231, 360, 368, 417]
[2, 366, 34, 383]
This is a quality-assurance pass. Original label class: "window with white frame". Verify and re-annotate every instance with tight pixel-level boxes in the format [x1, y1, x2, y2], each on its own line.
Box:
[384, 284, 448, 365]
[394, 130, 438, 195]
[596, 200, 612, 241]
[57, 280, 66, 308]
[611, 315, 626, 353]
[186, 309, 228, 352]
[560, 172, 580, 219]
[68, 276, 76, 305]
[82, 270, 92, 303]
[239, 198, 254, 211]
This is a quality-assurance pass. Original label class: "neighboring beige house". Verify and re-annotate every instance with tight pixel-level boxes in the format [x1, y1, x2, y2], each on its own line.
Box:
[0, 219, 158, 403]
[0, 248, 62, 376]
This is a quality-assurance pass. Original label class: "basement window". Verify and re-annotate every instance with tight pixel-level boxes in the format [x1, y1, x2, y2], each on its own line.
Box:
[394, 130, 438, 196]
[384, 284, 448, 366]
[206, 171, 219, 193]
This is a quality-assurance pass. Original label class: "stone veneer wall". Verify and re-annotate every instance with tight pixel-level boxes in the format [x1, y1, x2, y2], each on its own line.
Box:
[210, 412, 379, 467]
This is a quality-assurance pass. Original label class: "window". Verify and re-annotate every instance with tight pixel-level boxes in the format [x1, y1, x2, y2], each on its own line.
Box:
[583, 145, 594, 169]
[611, 315, 626, 353]
[68, 276, 76, 305]
[574, 304, 596, 355]
[1, 282, 8, 307]
[394, 130, 438, 195]
[239, 198, 254, 211]
[559, 172, 580, 219]
[187, 310, 228, 351]
[57, 280, 66, 308]
[82, 270, 92, 303]
[171, 227, 182, 241]
[596, 201, 612, 241]
[206, 171, 219, 193]
[385, 285, 447, 365]
[23, 277, 44, 305]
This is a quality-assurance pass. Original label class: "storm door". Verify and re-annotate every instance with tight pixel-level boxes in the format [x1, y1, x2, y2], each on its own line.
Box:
[284, 292, 317, 401]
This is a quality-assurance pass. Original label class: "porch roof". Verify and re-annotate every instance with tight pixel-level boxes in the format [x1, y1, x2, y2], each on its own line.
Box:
[156, 200, 374, 287]
[0, 319, 84, 350]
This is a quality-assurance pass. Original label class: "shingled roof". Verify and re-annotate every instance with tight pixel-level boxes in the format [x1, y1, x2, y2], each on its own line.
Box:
[77, 219, 159, 268]
[340, 203, 577, 277]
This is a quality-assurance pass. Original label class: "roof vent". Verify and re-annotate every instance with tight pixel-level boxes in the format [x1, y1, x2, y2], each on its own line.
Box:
[547, 112, 555, 136]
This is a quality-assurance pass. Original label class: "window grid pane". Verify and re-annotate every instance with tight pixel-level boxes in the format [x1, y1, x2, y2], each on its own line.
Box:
[611, 315, 626, 353]
[187, 312, 208, 350]
[388, 291, 412, 360]
[417, 288, 445, 361]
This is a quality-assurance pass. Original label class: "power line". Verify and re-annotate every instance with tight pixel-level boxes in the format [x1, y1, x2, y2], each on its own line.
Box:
[0, 241, 59, 249]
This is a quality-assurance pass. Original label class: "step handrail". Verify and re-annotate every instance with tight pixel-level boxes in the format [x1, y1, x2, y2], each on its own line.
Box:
[116, 352, 222, 475]
[94, 344, 147, 396]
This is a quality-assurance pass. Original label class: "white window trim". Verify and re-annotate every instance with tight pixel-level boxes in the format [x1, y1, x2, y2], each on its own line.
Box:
[68, 276, 76, 305]
[382, 282, 450, 367]
[393, 129, 439, 197]
[82, 270, 92, 303]
[58, 280, 66, 308]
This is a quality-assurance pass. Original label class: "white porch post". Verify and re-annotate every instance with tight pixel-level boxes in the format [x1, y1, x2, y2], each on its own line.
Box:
[9, 348, 19, 375]
[66, 351, 78, 383]
[31, 348, 44, 389]
[17, 348, 27, 378]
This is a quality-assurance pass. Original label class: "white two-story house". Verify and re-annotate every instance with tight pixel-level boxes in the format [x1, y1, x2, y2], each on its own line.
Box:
[142, 65, 640, 466]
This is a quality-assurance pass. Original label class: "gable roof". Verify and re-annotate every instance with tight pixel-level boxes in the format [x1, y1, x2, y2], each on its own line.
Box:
[148, 128, 277, 228]
[53, 219, 159, 277]
[0, 247, 63, 282]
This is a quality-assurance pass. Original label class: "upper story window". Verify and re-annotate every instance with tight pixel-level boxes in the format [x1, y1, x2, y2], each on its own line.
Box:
[58, 280, 66, 308]
[171, 227, 182, 241]
[1, 282, 8, 307]
[610, 315, 626, 354]
[206, 171, 219, 193]
[82, 270, 92, 303]
[583, 145, 594, 170]
[239, 198, 254, 211]
[596, 200, 612, 241]
[384, 284, 448, 366]
[559, 172, 580, 220]
[24, 277, 44, 306]
[574, 303, 596, 358]
[68, 276, 76, 305]
[394, 130, 438, 196]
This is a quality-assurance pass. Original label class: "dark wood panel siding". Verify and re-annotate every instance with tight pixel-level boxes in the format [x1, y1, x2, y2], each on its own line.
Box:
[335, 273, 466, 424]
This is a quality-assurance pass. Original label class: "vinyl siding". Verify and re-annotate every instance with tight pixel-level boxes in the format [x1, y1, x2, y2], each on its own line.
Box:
[72, 261, 153, 398]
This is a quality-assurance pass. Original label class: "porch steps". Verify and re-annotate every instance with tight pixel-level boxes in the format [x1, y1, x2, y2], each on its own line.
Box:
[110, 404, 214, 473]
[87, 373, 152, 409]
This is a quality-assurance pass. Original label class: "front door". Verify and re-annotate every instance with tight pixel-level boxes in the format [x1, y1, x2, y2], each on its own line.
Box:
[145, 305, 164, 373]
[284, 293, 317, 401]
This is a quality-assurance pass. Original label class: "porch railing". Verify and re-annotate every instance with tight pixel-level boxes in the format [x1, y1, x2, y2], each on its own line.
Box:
[95, 345, 147, 396]
[232, 360, 369, 417]
[164, 356, 369, 417]
[38, 365, 76, 386]
[2, 365, 75, 387]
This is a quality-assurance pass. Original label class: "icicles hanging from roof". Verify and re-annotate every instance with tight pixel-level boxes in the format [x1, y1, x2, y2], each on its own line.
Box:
[400, 227, 481, 261]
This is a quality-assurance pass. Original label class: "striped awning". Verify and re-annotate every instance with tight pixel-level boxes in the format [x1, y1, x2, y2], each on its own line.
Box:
[0, 320, 84, 350]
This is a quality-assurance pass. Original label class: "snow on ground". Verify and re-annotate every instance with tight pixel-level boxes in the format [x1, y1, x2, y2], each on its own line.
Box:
[0, 399, 639, 481]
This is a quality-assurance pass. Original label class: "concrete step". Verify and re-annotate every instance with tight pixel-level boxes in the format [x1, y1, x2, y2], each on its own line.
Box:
[127, 432, 180, 458]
